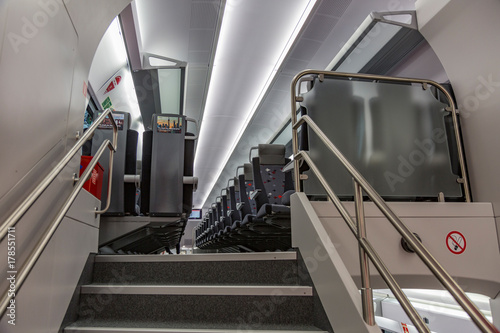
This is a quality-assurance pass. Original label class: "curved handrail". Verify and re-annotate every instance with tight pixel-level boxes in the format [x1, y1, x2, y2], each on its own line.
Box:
[290, 70, 497, 333]
[0, 109, 117, 317]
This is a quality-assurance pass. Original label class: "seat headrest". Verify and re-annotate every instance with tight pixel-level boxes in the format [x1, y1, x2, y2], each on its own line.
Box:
[244, 163, 253, 181]
[232, 177, 239, 189]
[258, 144, 286, 165]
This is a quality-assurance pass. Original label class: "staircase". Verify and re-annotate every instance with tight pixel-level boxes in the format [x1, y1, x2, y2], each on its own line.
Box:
[63, 251, 332, 333]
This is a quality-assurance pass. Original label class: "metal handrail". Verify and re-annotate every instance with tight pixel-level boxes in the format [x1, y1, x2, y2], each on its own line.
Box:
[0, 109, 117, 240]
[0, 109, 117, 317]
[296, 150, 430, 332]
[290, 70, 498, 333]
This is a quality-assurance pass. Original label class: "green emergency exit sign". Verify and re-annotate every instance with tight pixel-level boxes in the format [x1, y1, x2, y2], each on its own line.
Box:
[102, 96, 112, 109]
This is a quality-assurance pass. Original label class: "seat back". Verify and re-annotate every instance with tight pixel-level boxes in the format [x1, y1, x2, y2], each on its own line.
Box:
[140, 130, 153, 215]
[124, 129, 138, 215]
[227, 179, 241, 223]
[251, 144, 289, 211]
[183, 132, 195, 215]
[90, 111, 131, 215]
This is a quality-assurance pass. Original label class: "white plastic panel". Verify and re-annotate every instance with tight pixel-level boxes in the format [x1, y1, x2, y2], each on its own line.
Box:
[417, 0, 500, 215]
[0, 0, 77, 200]
[0, 195, 99, 332]
[311, 200, 500, 298]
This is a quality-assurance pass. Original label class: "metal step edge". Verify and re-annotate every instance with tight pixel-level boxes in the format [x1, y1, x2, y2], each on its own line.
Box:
[64, 327, 328, 333]
[95, 252, 297, 263]
[80, 285, 312, 296]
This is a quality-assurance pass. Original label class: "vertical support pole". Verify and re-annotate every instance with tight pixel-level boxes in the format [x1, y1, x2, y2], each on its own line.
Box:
[354, 181, 375, 326]
[291, 77, 301, 193]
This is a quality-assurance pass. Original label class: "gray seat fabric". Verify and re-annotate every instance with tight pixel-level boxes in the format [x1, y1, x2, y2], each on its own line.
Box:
[256, 204, 291, 219]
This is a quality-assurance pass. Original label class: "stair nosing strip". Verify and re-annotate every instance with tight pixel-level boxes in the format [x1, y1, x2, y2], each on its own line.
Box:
[95, 252, 297, 263]
[64, 327, 327, 333]
[80, 285, 312, 296]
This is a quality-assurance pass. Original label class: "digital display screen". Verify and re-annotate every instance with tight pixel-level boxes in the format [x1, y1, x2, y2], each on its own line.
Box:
[189, 209, 202, 219]
[157, 115, 182, 133]
[98, 113, 124, 130]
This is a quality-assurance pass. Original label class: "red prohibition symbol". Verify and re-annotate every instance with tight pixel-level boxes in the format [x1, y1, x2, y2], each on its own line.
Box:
[446, 231, 466, 255]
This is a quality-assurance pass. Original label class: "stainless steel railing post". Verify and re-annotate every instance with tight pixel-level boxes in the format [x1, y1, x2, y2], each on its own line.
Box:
[354, 182, 375, 326]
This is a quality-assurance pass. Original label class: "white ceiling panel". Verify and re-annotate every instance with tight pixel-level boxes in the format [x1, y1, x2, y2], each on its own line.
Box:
[134, 0, 191, 61]
[282, 58, 310, 75]
[129, 0, 417, 211]
[187, 67, 209, 84]
[189, 30, 217, 51]
[302, 14, 339, 42]
[190, 1, 219, 29]
[201, 0, 418, 211]
[188, 51, 211, 64]
[193, 0, 317, 208]
[133, 0, 222, 121]
[290, 38, 323, 61]
[317, 0, 352, 18]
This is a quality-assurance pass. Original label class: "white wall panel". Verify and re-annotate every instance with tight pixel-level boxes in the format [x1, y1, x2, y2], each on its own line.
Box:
[0, 1, 130, 331]
[0, 0, 77, 200]
[0, 191, 100, 333]
[417, 0, 500, 216]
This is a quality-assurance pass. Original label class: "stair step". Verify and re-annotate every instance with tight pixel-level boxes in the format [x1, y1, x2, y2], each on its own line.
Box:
[65, 251, 331, 332]
[78, 293, 314, 326]
[81, 285, 312, 296]
[95, 252, 297, 262]
[92, 252, 302, 286]
[64, 327, 328, 333]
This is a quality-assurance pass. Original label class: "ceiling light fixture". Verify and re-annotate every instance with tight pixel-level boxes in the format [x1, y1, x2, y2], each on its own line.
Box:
[194, 0, 318, 208]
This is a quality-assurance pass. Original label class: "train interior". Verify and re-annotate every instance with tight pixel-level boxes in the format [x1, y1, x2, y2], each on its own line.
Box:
[0, 0, 499, 332]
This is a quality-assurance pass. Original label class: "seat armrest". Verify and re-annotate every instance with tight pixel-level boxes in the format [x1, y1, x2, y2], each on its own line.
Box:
[249, 189, 261, 201]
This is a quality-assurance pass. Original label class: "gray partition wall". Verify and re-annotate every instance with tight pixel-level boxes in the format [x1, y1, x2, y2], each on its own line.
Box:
[300, 78, 463, 200]
[150, 114, 186, 216]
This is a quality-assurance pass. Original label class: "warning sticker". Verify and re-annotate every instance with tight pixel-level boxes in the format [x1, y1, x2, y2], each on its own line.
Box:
[446, 231, 466, 255]
[401, 323, 410, 333]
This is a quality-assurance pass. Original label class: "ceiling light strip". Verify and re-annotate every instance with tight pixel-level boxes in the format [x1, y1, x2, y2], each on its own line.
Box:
[197, 0, 318, 208]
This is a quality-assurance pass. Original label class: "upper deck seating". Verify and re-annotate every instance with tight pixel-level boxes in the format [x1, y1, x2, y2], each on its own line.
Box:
[239, 144, 294, 229]
[196, 144, 294, 252]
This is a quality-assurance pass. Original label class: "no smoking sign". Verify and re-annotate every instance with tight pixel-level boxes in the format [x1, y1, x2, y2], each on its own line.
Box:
[446, 231, 466, 255]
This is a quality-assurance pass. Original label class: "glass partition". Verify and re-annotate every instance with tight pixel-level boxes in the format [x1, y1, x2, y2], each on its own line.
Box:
[158, 68, 182, 115]
[300, 77, 463, 200]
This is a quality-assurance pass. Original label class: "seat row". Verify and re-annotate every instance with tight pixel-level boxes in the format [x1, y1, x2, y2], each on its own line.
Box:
[195, 144, 294, 252]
